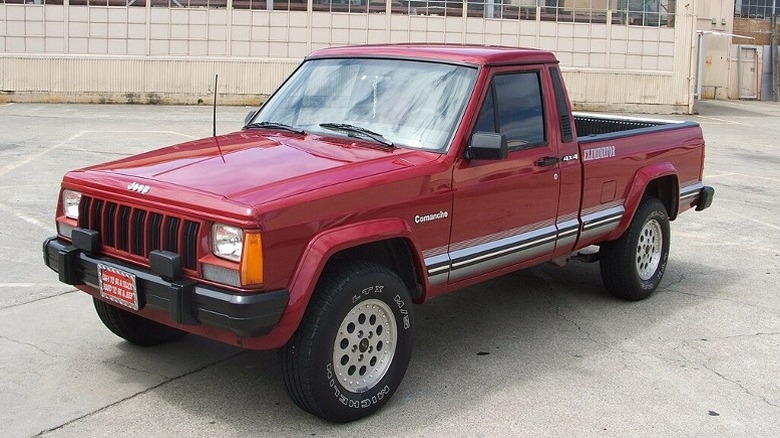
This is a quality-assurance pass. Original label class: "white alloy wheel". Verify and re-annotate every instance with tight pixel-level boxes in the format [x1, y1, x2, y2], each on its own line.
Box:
[333, 298, 398, 393]
[600, 197, 670, 301]
[281, 261, 414, 422]
[636, 219, 663, 281]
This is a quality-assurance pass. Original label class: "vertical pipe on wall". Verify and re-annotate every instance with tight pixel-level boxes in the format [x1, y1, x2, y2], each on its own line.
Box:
[696, 31, 703, 100]
[63, 0, 70, 53]
[738, 43, 743, 99]
[685, 0, 699, 113]
[772, 1, 778, 101]
[145, 0, 152, 56]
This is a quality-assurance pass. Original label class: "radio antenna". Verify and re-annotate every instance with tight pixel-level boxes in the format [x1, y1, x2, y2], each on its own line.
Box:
[212, 74, 218, 137]
[212, 74, 225, 163]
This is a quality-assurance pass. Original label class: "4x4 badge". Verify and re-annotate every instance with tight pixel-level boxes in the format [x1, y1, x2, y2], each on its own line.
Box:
[127, 182, 151, 194]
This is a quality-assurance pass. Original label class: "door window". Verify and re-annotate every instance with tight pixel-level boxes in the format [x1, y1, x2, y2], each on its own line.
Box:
[475, 72, 546, 149]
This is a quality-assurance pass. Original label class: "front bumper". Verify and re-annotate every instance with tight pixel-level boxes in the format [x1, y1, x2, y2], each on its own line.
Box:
[43, 235, 288, 338]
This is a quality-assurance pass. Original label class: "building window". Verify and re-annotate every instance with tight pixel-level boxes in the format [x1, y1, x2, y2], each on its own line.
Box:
[150, 0, 227, 8]
[735, 0, 780, 19]
[455, 1, 674, 26]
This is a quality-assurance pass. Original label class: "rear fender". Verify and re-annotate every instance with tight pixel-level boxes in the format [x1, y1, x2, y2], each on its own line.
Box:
[608, 162, 679, 241]
[259, 218, 421, 349]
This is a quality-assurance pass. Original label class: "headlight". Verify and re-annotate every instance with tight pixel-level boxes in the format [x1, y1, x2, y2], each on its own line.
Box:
[62, 189, 82, 220]
[212, 223, 243, 262]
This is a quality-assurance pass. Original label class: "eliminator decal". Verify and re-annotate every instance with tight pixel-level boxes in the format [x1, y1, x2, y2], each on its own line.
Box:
[583, 146, 616, 161]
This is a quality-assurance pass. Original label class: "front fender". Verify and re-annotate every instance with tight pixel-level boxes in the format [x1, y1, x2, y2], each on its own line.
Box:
[608, 162, 679, 241]
[250, 218, 420, 349]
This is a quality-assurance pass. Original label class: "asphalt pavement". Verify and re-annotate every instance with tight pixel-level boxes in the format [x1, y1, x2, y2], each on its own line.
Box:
[0, 100, 778, 437]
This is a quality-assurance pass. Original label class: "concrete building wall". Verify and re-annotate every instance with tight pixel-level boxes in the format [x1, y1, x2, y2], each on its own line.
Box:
[734, 17, 779, 45]
[0, 1, 700, 112]
[695, 5, 778, 101]
[695, 0, 736, 100]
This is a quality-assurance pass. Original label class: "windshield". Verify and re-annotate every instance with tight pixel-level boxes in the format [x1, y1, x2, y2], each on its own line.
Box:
[251, 58, 478, 152]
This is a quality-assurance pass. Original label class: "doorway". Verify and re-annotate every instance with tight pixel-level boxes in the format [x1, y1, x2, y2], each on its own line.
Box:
[738, 45, 761, 100]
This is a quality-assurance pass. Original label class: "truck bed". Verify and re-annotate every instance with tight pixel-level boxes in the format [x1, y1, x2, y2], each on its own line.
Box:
[574, 112, 697, 141]
[571, 111, 706, 249]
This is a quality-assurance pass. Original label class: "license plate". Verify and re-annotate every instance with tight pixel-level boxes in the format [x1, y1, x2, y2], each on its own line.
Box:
[98, 264, 139, 311]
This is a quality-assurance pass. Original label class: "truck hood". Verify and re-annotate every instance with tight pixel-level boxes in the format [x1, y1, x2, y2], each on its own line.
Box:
[84, 130, 440, 205]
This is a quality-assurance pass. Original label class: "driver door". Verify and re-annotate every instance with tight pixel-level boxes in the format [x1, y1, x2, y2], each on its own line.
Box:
[448, 67, 562, 283]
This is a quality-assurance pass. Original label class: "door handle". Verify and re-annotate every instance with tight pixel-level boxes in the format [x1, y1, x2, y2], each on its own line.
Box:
[535, 156, 559, 167]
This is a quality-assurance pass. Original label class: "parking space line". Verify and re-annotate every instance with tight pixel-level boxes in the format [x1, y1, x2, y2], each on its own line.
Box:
[0, 201, 52, 233]
[0, 283, 72, 288]
[90, 130, 200, 140]
[734, 214, 780, 232]
[673, 238, 779, 256]
[0, 130, 199, 179]
[695, 115, 750, 126]
[160, 130, 200, 139]
[704, 172, 738, 179]
[0, 131, 88, 178]
[705, 172, 780, 183]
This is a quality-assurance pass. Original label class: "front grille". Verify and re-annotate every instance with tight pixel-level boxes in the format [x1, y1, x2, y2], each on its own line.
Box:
[78, 196, 201, 270]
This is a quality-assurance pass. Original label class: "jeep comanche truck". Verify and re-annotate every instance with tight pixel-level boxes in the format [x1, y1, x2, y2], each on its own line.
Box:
[43, 44, 714, 422]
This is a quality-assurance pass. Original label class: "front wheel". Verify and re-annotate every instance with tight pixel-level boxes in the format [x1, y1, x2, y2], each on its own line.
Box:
[281, 261, 414, 422]
[600, 197, 670, 301]
[93, 298, 187, 346]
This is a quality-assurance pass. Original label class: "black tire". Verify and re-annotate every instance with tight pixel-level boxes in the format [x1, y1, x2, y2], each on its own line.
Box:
[93, 298, 187, 346]
[600, 197, 670, 301]
[281, 261, 414, 423]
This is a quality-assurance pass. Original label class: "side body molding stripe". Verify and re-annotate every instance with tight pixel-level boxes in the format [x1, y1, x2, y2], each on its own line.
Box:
[423, 211, 616, 285]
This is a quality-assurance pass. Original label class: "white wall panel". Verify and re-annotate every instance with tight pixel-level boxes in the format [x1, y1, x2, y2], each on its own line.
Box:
[0, 55, 298, 103]
[0, 3, 699, 112]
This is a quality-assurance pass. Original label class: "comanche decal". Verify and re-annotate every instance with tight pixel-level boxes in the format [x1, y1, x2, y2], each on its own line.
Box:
[415, 210, 449, 224]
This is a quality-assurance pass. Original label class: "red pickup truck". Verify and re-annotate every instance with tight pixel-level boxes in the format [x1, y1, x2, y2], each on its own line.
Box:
[43, 44, 713, 422]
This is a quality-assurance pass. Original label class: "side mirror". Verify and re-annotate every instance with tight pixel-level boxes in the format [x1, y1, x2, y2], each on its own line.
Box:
[244, 109, 258, 125]
[467, 132, 508, 160]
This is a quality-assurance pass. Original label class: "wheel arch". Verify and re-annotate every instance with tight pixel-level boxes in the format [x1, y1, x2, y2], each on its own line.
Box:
[324, 238, 423, 301]
[260, 218, 426, 349]
[643, 175, 679, 220]
[608, 162, 679, 241]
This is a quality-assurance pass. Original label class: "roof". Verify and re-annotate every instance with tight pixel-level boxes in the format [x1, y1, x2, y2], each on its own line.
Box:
[306, 44, 559, 67]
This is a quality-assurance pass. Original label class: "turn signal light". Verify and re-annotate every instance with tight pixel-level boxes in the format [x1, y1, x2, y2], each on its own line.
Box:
[241, 232, 264, 286]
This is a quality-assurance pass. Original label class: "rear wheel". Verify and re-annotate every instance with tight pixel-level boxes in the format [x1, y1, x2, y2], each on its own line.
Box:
[600, 197, 670, 301]
[93, 298, 187, 346]
[281, 261, 414, 422]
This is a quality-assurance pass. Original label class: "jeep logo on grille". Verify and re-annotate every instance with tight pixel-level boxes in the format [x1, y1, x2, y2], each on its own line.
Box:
[127, 182, 151, 194]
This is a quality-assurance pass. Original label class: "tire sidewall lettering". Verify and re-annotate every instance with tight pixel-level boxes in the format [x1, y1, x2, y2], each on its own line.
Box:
[325, 361, 392, 409]
[317, 269, 412, 415]
[394, 294, 411, 331]
[638, 210, 669, 291]
[351, 284, 385, 304]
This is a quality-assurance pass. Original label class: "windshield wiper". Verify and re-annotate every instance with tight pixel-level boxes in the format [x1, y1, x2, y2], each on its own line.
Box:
[319, 123, 394, 148]
[244, 121, 305, 135]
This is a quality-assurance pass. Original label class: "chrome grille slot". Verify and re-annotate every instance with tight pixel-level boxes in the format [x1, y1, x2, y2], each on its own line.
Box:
[183, 220, 199, 270]
[104, 202, 118, 247]
[131, 210, 146, 256]
[147, 212, 163, 253]
[79, 196, 201, 270]
[164, 217, 182, 252]
[117, 205, 131, 251]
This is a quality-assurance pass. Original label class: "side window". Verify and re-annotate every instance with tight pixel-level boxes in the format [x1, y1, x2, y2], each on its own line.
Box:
[475, 88, 496, 133]
[474, 71, 546, 149]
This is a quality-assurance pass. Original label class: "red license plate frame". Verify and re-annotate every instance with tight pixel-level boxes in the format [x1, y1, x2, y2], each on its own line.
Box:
[97, 264, 139, 311]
